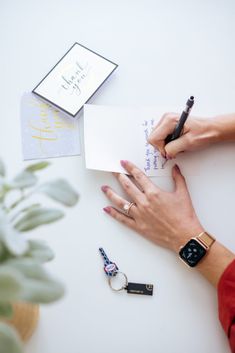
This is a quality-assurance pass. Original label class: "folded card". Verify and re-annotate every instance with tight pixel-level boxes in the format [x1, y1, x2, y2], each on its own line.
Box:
[20, 92, 80, 160]
[33, 43, 118, 117]
[84, 104, 199, 177]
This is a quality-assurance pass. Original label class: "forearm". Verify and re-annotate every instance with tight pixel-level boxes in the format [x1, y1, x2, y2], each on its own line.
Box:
[217, 256, 235, 351]
[209, 114, 235, 144]
[196, 241, 235, 287]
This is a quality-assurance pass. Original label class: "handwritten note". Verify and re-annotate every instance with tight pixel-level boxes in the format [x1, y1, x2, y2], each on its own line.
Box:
[142, 119, 165, 173]
[20, 92, 80, 160]
[84, 104, 199, 177]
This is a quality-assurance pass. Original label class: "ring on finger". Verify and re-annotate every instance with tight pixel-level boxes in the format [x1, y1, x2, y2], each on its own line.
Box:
[122, 202, 136, 216]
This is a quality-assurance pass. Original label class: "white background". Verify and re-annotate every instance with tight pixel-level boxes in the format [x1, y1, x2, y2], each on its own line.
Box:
[1, 1, 235, 352]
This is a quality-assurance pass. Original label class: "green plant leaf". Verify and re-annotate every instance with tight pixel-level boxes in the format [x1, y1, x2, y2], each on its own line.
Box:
[0, 212, 28, 256]
[2, 228, 29, 256]
[0, 159, 5, 177]
[26, 240, 54, 263]
[14, 208, 64, 232]
[5, 259, 65, 303]
[20, 203, 41, 213]
[0, 241, 5, 259]
[23, 276, 65, 303]
[0, 322, 23, 353]
[12, 171, 37, 189]
[0, 303, 13, 319]
[39, 179, 79, 207]
[9, 204, 42, 224]
[0, 179, 10, 202]
[0, 267, 23, 302]
[25, 161, 51, 172]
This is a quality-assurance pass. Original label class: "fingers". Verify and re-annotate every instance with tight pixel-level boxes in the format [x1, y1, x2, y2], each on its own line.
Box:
[129, 176, 144, 193]
[120, 160, 155, 194]
[165, 134, 189, 158]
[101, 185, 138, 218]
[103, 206, 137, 229]
[148, 113, 179, 157]
[113, 172, 144, 204]
[172, 164, 187, 193]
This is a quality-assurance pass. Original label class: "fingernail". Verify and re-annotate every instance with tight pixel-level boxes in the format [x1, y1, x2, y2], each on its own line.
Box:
[120, 160, 128, 167]
[101, 185, 109, 192]
[103, 206, 111, 214]
[174, 164, 180, 172]
[166, 154, 172, 160]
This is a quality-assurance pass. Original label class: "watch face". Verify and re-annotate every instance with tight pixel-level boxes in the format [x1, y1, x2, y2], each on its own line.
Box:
[179, 239, 207, 267]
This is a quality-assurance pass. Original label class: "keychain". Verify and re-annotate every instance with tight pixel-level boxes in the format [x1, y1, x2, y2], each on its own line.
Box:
[99, 248, 154, 296]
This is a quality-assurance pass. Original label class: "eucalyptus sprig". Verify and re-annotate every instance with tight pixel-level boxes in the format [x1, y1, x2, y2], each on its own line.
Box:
[0, 159, 79, 353]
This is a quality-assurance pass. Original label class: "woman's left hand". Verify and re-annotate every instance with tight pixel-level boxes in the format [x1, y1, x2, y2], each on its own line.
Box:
[101, 160, 204, 253]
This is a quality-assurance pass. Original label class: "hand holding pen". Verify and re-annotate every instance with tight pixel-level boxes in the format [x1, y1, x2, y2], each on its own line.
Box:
[165, 96, 194, 144]
[162, 96, 194, 165]
[148, 96, 215, 159]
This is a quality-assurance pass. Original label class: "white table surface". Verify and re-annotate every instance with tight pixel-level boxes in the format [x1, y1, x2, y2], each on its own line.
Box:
[1, 1, 235, 352]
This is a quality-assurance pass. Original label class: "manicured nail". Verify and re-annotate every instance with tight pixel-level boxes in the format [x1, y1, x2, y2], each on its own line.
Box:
[101, 185, 109, 192]
[165, 154, 169, 160]
[120, 160, 128, 167]
[174, 164, 180, 172]
[103, 206, 111, 214]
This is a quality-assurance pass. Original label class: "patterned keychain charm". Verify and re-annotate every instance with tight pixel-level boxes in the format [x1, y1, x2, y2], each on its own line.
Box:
[99, 247, 119, 277]
[99, 248, 154, 296]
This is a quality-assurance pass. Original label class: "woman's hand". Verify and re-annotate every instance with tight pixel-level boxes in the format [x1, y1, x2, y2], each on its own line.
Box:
[101, 160, 204, 253]
[148, 113, 218, 158]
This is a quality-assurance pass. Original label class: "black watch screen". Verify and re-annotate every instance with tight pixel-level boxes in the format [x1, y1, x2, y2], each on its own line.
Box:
[179, 239, 207, 267]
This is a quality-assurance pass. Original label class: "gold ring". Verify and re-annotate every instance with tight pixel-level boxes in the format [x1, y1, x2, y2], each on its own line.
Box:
[122, 202, 136, 216]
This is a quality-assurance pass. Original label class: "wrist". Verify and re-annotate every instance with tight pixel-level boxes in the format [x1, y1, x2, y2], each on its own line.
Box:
[209, 116, 226, 143]
[197, 242, 235, 287]
[210, 114, 235, 143]
[187, 118, 220, 149]
[172, 225, 205, 253]
[198, 117, 221, 145]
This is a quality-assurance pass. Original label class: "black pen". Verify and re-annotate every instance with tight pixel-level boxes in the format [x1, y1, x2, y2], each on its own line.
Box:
[165, 96, 194, 144]
[162, 96, 194, 167]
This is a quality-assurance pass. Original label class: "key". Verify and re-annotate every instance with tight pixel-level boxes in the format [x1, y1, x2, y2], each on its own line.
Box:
[99, 248, 154, 296]
[99, 247, 119, 277]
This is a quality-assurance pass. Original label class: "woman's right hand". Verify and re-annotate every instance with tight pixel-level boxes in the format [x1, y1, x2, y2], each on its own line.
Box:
[148, 113, 219, 158]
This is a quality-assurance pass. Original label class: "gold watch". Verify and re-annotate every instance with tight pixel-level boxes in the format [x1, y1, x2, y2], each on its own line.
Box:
[179, 232, 215, 267]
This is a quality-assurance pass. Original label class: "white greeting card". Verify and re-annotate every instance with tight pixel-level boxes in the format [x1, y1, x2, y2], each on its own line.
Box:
[33, 43, 118, 117]
[84, 104, 199, 177]
[20, 92, 80, 160]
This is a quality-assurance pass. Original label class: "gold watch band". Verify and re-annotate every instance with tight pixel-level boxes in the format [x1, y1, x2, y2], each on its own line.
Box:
[196, 232, 216, 250]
